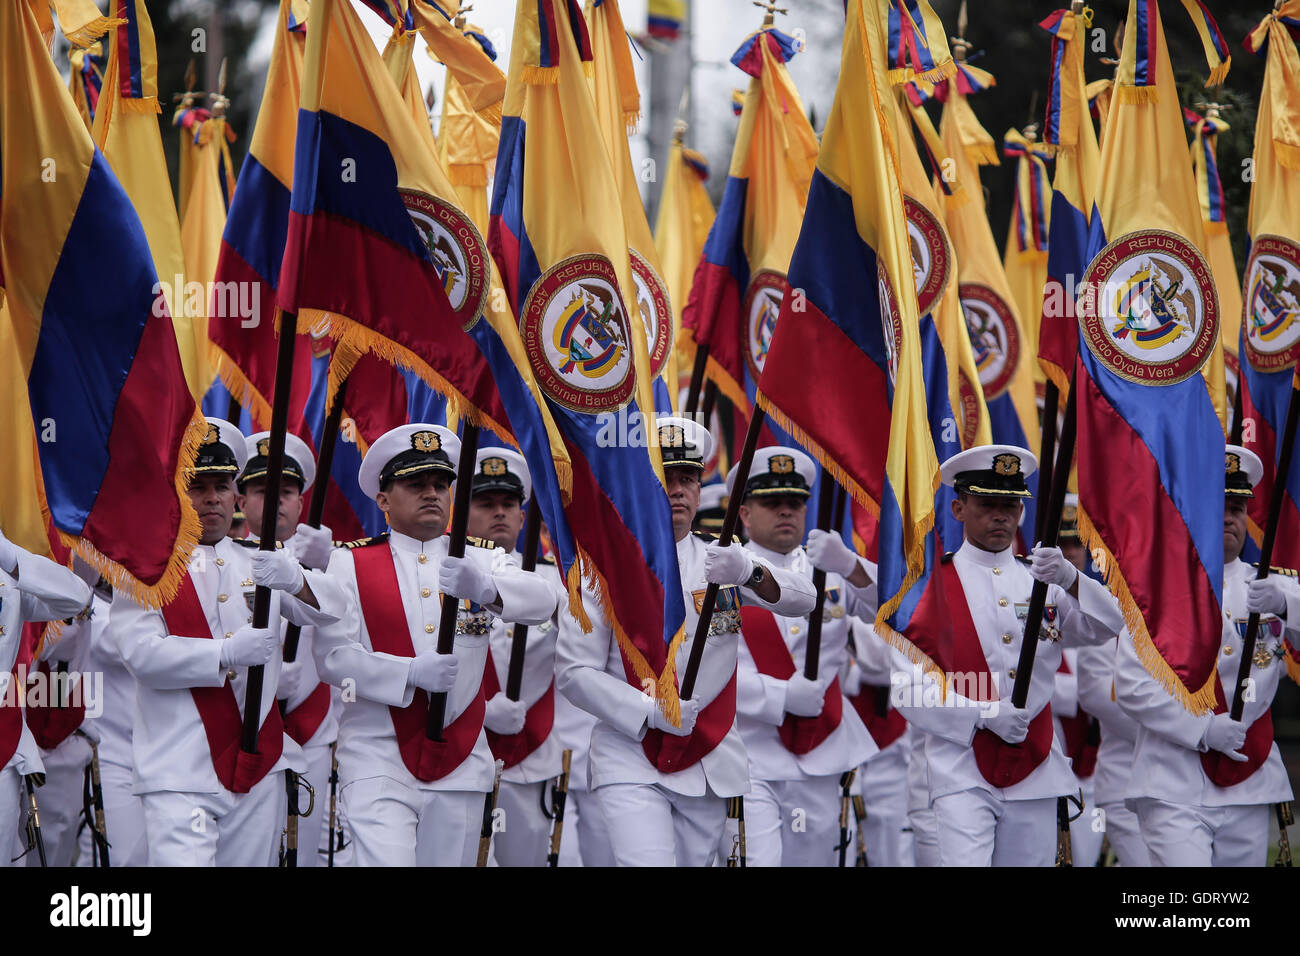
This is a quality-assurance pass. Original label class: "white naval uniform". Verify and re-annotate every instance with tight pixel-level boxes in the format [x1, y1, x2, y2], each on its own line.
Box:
[556, 532, 815, 867]
[110, 539, 341, 866]
[0, 548, 92, 867]
[1116, 558, 1297, 867]
[486, 556, 565, 868]
[1076, 637, 1150, 866]
[730, 541, 876, 866]
[314, 532, 556, 867]
[551, 685, 610, 866]
[894, 541, 1124, 867]
[1052, 647, 1104, 866]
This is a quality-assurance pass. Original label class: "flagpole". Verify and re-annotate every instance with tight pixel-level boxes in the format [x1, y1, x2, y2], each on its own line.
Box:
[680, 408, 764, 699]
[241, 308, 300, 754]
[1230, 382, 1300, 719]
[283, 374, 349, 665]
[1011, 372, 1077, 709]
[1034, 382, 1060, 544]
[426, 421, 481, 740]
[505, 493, 542, 702]
[684, 345, 709, 417]
[803, 480, 845, 681]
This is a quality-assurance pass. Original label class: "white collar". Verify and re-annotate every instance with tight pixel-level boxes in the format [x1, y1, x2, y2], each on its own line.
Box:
[388, 529, 441, 554]
[957, 538, 1016, 569]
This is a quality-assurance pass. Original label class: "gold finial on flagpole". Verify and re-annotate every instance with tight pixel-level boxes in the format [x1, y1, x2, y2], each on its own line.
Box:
[951, 0, 971, 64]
[210, 58, 229, 119]
[453, 2, 473, 30]
[752, 0, 788, 28]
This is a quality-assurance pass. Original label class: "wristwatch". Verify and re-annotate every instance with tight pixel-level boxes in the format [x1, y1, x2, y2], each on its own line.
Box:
[746, 563, 767, 589]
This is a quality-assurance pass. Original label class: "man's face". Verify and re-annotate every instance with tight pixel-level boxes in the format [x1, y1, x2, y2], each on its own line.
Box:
[1224, 496, 1249, 563]
[951, 493, 1023, 553]
[664, 467, 701, 541]
[467, 491, 525, 551]
[1060, 538, 1088, 571]
[740, 493, 807, 555]
[377, 471, 452, 541]
[238, 478, 304, 543]
[188, 473, 236, 545]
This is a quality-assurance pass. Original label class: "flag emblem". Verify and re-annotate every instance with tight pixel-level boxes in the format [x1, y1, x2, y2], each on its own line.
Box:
[879, 263, 903, 388]
[630, 249, 674, 381]
[960, 283, 1021, 399]
[904, 196, 952, 316]
[520, 255, 635, 413]
[1080, 230, 1218, 386]
[1243, 235, 1300, 372]
[744, 271, 789, 379]
[400, 189, 490, 331]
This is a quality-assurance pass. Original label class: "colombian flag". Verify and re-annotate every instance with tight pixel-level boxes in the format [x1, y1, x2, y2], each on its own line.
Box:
[1002, 128, 1053, 388]
[1185, 107, 1242, 363]
[1, 0, 203, 604]
[489, 0, 687, 715]
[647, 0, 685, 41]
[757, 0, 942, 671]
[655, 136, 715, 377]
[436, 16, 501, 236]
[68, 42, 107, 130]
[1240, 1, 1300, 566]
[1076, 0, 1231, 713]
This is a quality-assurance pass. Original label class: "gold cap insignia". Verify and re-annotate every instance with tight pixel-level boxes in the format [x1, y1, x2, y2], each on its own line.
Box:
[659, 425, 685, 448]
[993, 453, 1021, 476]
[770, 454, 795, 475]
[482, 457, 507, 477]
[257, 438, 271, 457]
[201, 423, 220, 446]
[411, 430, 441, 453]
[1062, 504, 1078, 523]
[1226, 452, 1240, 474]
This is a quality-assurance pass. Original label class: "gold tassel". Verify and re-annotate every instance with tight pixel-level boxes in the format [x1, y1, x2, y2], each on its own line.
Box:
[62, 15, 126, 49]
[1205, 59, 1231, 89]
[522, 65, 560, 85]
[476, 100, 503, 128]
[1117, 85, 1160, 105]
[918, 59, 957, 85]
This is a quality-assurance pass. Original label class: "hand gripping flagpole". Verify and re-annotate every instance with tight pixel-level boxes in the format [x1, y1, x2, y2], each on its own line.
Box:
[426, 422, 482, 740]
[1011, 371, 1078, 709]
[1230, 381, 1300, 719]
[803, 481, 846, 681]
[505, 495, 543, 702]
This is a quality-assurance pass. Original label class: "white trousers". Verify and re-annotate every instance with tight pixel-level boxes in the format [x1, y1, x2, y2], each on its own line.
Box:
[342, 775, 482, 867]
[85, 760, 148, 867]
[492, 780, 551, 867]
[25, 735, 91, 867]
[597, 782, 726, 867]
[292, 741, 332, 868]
[1135, 798, 1270, 867]
[557, 787, 613, 867]
[933, 790, 1057, 866]
[1, 765, 25, 866]
[1066, 779, 1105, 867]
[141, 770, 286, 866]
[859, 742, 911, 867]
[728, 776, 843, 867]
[1098, 801, 1150, 867]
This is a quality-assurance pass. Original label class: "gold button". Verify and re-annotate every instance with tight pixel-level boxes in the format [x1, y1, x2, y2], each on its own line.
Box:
[1008, 668, 1017, 680]
[1223, 645, 1234, 656]
[790, 625, 802, 636]
[418, 553, 428, 564]
[224, 631, 233, 639]
[215, 558, 225, 567]
[0, 625, 5, 636]
[218, 593, 229, 603]
[998, 598, 1008, 607]
[421, 587, 432, 598]
[227, 669, 237, 680]
[1002, 633, 1013, 644]
[992, 567, 1002, 576]
[424, 624, 435, 633]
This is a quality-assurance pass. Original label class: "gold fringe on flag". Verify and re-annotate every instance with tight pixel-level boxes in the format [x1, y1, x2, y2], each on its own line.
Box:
[52, 0, 124, 48]
[1117, 84, 1159, 105]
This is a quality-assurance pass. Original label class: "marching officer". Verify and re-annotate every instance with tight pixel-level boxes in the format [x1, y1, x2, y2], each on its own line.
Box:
[311, 424, 558, 866]
[109, 418, 344, 866]
[238, 431, 337, 866]
[890, 445, 1124, 866]
[1116, 445, 1296, 866]
[466, 447, 567, 867]
[724, 447, 877, 865]
[555, 417, 816, 866]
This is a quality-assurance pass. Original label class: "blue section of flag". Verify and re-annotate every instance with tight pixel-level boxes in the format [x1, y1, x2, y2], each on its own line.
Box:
[221, 155, 291, 289]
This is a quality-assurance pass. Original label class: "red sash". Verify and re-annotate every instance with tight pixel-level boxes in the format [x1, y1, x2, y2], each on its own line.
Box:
[849, 684, 907, 751]
[161, 574, 284, 794]
[621, 647, 736, 774]
[1200, 679, 1274, 788]
[1054, 658, 1099, 779]
[917, 560, 1053, 788]
[480, 649, 555, 769]
[739, 606, 843, 754]
[353, 543, 485, 782]
[283, 681, 332, 747]
[25, 661, 86, 751]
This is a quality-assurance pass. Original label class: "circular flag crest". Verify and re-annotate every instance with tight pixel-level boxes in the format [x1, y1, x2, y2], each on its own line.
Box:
[744, 271, 790, 380]
[960, 283, 1020, 398]
[630, 249, 674, 381]
[957, 369, 982, 448]
[877, 262, 903, 389]
[1243, 234, 1300, 373]
[520, 255, 636, 414]
[400, 189, 489, 332]
[905, 196, 952, 317]
[1079, 230, 1218, 386]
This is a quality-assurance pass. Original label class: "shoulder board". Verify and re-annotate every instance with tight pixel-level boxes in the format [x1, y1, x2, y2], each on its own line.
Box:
[342, 533, 390, 549]
[1253, 563, 1299, 577]
[692, 530, 719, 543]
[940, 552, 954, 565]
[1014, 555, 1031, 566]
[464, 534, 498, 551]
[229, 537, 284, 549]
[537, 554, 556, 567]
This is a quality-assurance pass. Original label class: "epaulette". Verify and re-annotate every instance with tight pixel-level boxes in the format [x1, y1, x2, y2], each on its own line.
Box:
[229, 537, 284, 549]
[537, 553, 557, 567]
[1252, 563, 1298, 578]
[692, 530, 719, 543]
[342, 533, 390, 549]
[464, 534, 499, 551]
[940, 552, 954, 565]
[1015, 555, 1031, 566]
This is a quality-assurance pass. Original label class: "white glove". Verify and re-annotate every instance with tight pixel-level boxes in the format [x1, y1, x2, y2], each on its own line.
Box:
[484, 692, 527, 735]
[289, 523, 334, 571]
[407, 650, 459, 693]
[250, 548, 305, 594]
[647, 696, 700, 737]
[977, 703, 1031, 744]
[783, 674, 826, 717]
[1204, 713, 1249, 762]
[1247, 577, 1289, 617]
[219, 624, 279, 669]
[277, 657, 310, 703]
[843, 662, 864, 699]
[438, 555, 497, 606]
[704, 541, 755, 586]
[805, 529, 860, 578]
[1029, 544, 1078, 590]
[0, 526, 18, 575]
